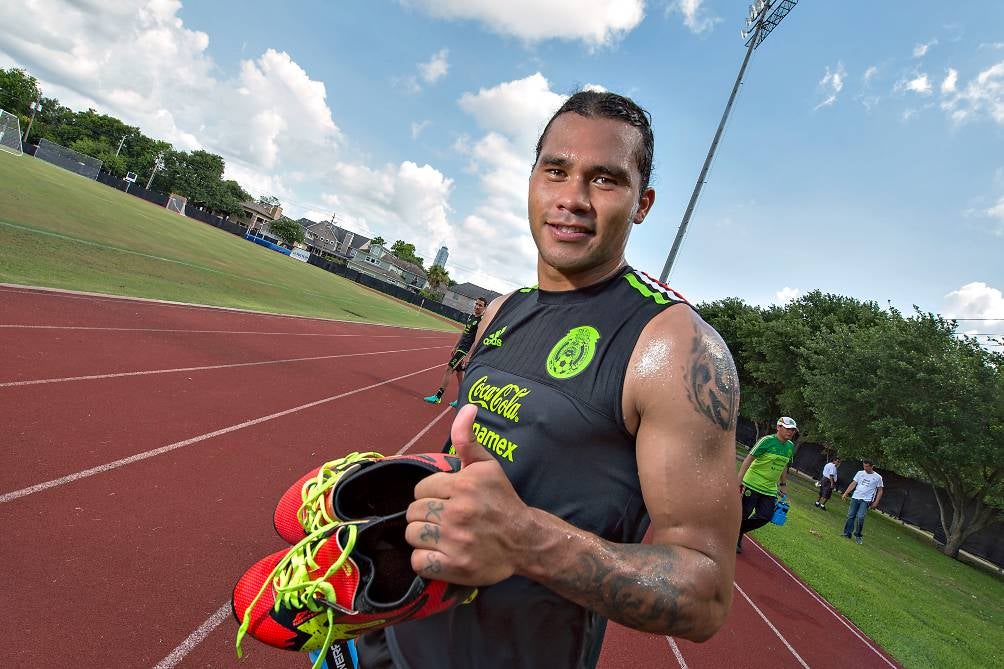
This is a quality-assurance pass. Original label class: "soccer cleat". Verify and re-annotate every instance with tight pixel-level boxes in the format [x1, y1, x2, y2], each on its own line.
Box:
[448, 400, 458, 408]
[274, 452, 462, 544]
[234, 513, 477, 669]
[423, 395, 442, 404]
[855, 536, 863, 545]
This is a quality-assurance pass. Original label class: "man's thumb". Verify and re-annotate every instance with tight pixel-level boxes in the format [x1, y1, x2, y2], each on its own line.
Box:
[451, 404, 492, 467]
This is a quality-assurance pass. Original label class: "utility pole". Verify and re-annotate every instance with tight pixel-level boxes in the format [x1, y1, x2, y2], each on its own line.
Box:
[115, 134, 127, 156]
[659, 0, 799, 283]
[145, 152, 164, 190]
[22, 92, 42, 143]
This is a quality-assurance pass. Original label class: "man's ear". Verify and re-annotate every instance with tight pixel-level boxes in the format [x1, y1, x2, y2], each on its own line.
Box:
[634, 187, 656, 225]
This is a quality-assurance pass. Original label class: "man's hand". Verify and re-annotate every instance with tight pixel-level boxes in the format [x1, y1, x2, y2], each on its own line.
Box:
[406, 405, 531, 586]
[841, 493, 848, 500]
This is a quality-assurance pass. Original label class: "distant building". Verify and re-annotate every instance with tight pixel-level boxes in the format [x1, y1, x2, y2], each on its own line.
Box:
[433, 246, 449, 268]
[233, 200, 283, 239]
[348, 243, 428, 293]
[296, 218, 371, 261]
[443, 282, 502, 313]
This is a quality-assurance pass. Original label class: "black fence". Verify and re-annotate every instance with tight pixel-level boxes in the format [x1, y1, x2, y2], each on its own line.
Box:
[778, 436, 1003, 569]
[25, 146, 470, 325]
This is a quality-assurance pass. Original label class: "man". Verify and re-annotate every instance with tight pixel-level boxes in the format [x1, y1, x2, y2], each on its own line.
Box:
[842, 460, 884, 544]
[815, 456, 841, 510]
[357, 91, 741, 668]
[736, 417, 797, 553]
[423, 296, 487, 406]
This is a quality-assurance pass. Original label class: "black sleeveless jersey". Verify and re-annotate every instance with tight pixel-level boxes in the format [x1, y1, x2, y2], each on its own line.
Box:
[456, 312, 483, 352]
[387, 266, 691, 669]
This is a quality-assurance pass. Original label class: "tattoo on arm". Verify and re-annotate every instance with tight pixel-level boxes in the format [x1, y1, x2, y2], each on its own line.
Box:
[550, 544, 692, 635]
[685, 325, 739, 431]
[424, 501, 445, 521]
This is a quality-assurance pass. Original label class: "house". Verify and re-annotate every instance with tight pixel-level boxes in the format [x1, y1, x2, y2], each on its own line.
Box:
[297, 218, 372, 260]
[233, 200, 283, 238]
[347, 244, 427, 292]
[443, 282, 502, 313]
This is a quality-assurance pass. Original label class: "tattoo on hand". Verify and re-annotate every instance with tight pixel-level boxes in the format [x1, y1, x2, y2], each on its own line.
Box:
[420, 523, 441, 544]
[424, 501, 445, 521]
[423, 553, 443, 575]
[686, 325, 739, 431]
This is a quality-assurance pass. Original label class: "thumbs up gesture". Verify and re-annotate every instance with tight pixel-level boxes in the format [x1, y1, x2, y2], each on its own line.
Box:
[406, 405, 533, 586]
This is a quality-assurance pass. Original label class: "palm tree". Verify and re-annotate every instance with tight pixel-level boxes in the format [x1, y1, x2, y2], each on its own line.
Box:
[426, 264, 450, 296]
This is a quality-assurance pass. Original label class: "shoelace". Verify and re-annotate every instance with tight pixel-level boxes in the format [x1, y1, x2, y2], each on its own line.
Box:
[236, 521, 362, 669]
[297, 452, 383, 535]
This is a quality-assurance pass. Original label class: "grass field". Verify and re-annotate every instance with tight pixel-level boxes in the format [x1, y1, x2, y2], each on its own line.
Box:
[0, 152, 457, 331]
[747, 464, 1004, 668]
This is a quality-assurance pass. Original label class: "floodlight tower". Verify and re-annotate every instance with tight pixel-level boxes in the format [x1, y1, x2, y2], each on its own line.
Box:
[659, 0, 799, 283]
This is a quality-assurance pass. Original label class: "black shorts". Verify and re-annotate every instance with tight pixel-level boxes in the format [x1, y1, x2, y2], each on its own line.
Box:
[741, 488, 778, 522]
[820, 479, 835, 499]
[447, 348, 468, 370]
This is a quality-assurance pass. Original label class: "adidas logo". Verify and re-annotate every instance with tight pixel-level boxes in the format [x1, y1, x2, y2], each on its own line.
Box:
[482, 326, 507, 347]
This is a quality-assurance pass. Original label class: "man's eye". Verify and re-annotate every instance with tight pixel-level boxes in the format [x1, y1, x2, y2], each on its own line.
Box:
[594, 176, 615, 186]
[546, 168, 564, 177]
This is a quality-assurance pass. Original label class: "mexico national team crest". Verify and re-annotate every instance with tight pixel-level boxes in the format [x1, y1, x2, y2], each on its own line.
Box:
[546, 326, 600, 379]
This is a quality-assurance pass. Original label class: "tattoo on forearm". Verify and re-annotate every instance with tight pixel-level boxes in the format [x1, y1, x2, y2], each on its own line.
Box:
[424, 501, 444, 521]
[686, 326, 739, 431]
[550, 544, 692, 635]
[420, 523, 441, 544]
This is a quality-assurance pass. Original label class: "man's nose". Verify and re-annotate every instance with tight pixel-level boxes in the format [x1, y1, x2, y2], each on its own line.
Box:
[555, 176, 591, 214]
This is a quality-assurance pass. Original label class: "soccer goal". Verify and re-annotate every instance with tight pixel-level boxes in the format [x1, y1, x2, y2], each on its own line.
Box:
[0, 109, 23, 156]
[166, 193, 187, 215]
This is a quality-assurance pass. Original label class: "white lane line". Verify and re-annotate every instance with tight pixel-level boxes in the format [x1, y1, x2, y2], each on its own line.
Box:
[152, 604, 231, 669]
[0, 345, 449, 388]
[154, 412, 456, 668]
[748, 540, 897, 668]
[0, 364, 441, 504]
[0, 283, 456, 332]
[734, 582, 810, 669]
[0, 324, 449, 338]
[665, 637, 689, 669]
[396, 407, 454, 454]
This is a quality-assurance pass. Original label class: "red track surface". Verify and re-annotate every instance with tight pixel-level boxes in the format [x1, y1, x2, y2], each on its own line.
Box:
[0, 285, 901, 669]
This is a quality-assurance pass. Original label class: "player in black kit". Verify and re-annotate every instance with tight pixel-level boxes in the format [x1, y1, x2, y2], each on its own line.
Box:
[423, 296, 487, 406]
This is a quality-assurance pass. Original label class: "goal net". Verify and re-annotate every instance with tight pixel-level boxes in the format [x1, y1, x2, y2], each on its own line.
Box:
[0, 109, 23, 156]
[35, 138, 102, 179]
[166, 193, 187, 215]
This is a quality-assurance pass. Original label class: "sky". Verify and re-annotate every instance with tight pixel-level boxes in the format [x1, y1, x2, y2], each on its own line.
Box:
[1, 0, 1002, 345]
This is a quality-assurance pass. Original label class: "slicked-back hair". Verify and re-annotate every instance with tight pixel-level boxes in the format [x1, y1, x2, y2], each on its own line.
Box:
[533, 90, 655, 196]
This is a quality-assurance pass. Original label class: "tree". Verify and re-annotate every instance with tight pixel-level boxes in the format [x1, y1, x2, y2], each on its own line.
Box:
[426, 264, 450, 296]
[258, 194, 281, 208]
[390, 240, 424, 268]
[270, 217, 305, 248]
[370, 235, 386, 247]
[0, 67, 41, 116]
[802, 311, 1004, 558]
[210, 179, 252, 217]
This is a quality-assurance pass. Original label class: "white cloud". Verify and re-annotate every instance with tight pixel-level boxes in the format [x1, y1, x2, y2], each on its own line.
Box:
[940, 61, 1004, 126]
[775, 287, 801, 304]
[896, 72, 933, 95]
[410, 120, 431, 139]
[913, 39, 937, 58]
[942, 283, 1004, 333]
[398, 0, 644, 46]
[863, 65, 879, 85]
[984, 196, 1004, 235]
[941, 68, 958, 94]
[667, 0, 721, 35]
[813, 62, 846, 110]
[418, 48, 449, 84]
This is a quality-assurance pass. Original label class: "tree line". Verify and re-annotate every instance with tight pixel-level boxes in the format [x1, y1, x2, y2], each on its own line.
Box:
[699, 292, 1003, 558]
[1, 67, 251, 217]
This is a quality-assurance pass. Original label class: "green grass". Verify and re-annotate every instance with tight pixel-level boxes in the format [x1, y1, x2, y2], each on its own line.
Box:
[0, 152, 457, 331]
[746, 463, 1004, 668]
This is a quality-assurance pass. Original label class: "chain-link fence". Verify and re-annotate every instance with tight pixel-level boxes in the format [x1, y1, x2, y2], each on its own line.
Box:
[35, 138, 102, 179]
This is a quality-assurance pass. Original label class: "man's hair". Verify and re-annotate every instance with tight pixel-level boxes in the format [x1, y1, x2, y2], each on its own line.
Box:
[862, 459, 873, 465]
[475, 296, 487, 304]
[534, 90, 655, 195]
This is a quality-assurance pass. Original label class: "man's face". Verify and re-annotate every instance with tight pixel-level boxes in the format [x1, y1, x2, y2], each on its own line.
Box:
[863, 462, 874, 473]
[473, 300, 486, 316]
[777, 426, 796, 441]
[528, 113, 654, 281]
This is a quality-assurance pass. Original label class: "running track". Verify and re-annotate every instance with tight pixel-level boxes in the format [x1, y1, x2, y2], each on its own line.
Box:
[0, 285, 901, 669]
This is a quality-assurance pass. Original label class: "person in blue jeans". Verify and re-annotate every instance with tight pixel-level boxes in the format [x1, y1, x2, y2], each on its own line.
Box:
[841, 460, 884, 544]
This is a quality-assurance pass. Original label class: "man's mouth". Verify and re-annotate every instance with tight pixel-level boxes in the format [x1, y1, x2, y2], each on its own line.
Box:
[546, 222, 593, 240]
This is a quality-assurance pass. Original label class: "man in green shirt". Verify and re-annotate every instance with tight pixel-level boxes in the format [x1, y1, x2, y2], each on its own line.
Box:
[736, 416, 796, 553]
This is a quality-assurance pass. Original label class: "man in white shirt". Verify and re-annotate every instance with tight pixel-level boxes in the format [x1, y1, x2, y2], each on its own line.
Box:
[841, 460, 884, 544]
[814, 457, 840, 510]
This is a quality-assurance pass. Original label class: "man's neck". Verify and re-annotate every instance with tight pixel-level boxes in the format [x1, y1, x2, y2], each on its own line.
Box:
[537, 258, 627, 292]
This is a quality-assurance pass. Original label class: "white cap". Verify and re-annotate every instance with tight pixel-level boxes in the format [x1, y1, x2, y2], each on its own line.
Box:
[777, 416, 797, 429]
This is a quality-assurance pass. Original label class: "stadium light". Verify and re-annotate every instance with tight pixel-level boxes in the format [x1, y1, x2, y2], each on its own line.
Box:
[659, 0, 799, 283]
[22, 93, 42, 143]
